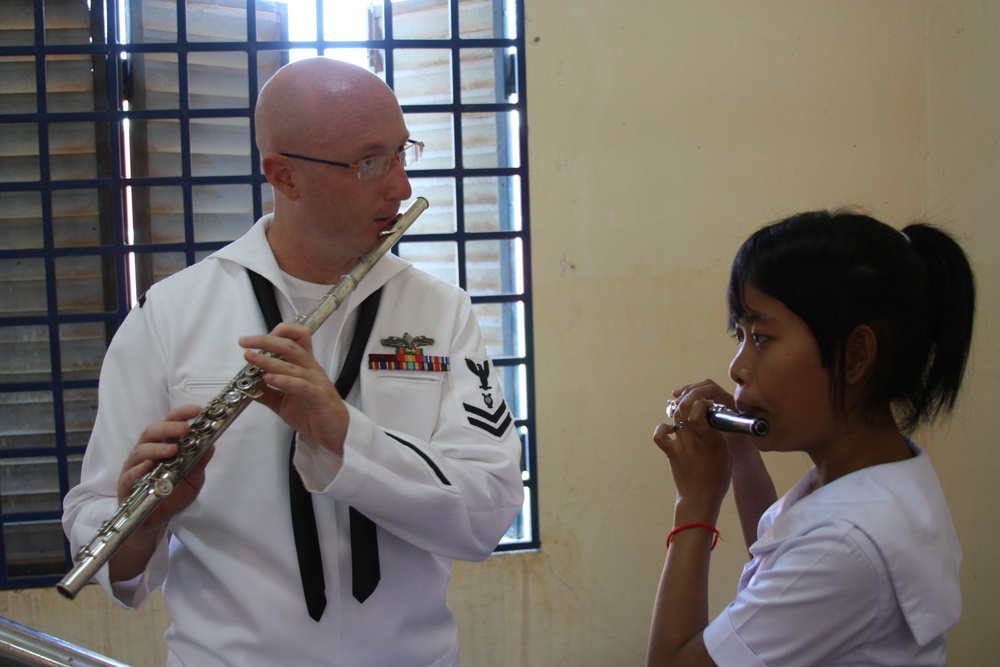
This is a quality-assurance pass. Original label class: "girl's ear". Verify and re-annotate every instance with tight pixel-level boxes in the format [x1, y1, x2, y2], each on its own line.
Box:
[845, 324, 878, 385]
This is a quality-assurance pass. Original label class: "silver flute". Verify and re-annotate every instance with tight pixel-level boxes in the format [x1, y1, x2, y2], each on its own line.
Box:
[666, 400, 769, 437]
[57, 197, 429, 600]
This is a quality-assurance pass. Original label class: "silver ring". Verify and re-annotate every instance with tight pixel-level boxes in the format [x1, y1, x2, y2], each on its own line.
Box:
[673, 420, 685, 431]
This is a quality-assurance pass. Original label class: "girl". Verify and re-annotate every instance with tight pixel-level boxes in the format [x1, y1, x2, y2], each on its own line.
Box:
[647, 211, 975, 666]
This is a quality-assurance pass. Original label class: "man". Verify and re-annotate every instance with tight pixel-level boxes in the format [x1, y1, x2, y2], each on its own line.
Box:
[62, 57, 524, 667]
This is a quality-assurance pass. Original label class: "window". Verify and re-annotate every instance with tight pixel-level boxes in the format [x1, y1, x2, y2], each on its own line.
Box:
[0, 0, 536, 590]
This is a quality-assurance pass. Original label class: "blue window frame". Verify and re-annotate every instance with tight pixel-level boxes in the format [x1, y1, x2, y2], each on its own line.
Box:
[0, 0, 536, 590]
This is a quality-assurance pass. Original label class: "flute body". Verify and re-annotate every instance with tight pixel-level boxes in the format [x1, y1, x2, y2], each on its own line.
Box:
[57, 197, 429, 600]
[666, 400, 769, 437]
[707, 408, 769, 437]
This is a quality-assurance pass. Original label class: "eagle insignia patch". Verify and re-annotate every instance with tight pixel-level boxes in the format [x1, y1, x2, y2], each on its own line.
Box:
[458, 355, 513, 440]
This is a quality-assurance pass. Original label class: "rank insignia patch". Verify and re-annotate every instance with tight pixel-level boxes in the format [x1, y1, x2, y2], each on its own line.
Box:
[458, 356, 513, 440]
[463, 400, 513, 438]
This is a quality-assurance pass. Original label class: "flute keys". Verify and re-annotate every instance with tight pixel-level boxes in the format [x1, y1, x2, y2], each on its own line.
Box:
[190, 418, 213, 434]
[205, 403, 227, 419]
[177, 433, 199, 454]
[153, 478, 175, 497]
[161, 457, 184, 473]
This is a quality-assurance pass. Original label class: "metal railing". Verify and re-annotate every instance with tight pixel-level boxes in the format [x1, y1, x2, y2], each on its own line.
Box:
[0, 616, 130, 667]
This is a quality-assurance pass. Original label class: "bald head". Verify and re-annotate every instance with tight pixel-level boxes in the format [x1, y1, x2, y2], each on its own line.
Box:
[255, 58, 402, 156]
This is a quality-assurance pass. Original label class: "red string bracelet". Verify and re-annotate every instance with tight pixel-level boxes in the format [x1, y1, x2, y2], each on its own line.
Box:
[666, 522, 721, 550]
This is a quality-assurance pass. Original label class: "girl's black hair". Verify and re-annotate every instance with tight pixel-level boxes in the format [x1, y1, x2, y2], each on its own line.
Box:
[728, 210, 976, 432]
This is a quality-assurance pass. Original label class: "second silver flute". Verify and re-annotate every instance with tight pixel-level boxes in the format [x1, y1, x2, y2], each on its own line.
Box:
[666, 400, 769, 437]
[58, 197, 429, 600]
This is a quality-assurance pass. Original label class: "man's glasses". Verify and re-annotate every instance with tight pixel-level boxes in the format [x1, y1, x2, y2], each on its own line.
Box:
[279, 141, 424, 181]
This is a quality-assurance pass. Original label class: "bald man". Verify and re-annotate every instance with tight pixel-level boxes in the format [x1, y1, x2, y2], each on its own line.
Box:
[63, 58, 524, 667]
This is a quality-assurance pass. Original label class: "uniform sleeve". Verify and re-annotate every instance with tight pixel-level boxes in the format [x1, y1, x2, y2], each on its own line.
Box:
[704, 524, 886, 666]
[294, 285, 524, 562]
[61, 296, 174, 608]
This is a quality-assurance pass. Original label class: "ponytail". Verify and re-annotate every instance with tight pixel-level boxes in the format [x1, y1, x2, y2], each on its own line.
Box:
[899, 223, 976, 428]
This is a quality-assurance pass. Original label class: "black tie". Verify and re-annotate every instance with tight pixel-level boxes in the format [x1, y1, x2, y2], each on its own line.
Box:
[248, 271, 382, 620]
[287, 442, 327, 620]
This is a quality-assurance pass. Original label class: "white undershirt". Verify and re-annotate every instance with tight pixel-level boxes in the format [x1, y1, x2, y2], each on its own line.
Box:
[278, 269, 354, 377]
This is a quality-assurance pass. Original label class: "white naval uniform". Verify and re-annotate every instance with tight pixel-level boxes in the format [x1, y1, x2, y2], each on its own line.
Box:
[62, 215, 525, 667]
[704, 440, 961, 666]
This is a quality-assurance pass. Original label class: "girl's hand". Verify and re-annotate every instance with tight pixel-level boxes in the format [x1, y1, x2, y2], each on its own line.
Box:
[653, 380, 735, 522]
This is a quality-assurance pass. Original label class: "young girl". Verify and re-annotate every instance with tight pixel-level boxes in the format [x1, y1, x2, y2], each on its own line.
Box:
[647, 211, 975, 666]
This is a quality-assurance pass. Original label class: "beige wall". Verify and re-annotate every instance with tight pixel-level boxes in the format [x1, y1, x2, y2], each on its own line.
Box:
[3, 1, 998, 665]
[923, 2, 1000, 665]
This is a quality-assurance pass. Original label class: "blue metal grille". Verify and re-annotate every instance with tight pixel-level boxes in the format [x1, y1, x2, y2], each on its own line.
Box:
[0, 0, 536, 590]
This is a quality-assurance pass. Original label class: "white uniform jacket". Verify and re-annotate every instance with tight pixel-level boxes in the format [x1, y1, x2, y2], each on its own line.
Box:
[62, 215, 525, 667]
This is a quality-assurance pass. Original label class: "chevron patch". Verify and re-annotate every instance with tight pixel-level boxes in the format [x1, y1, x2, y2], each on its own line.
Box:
[462, 400, 513, 438]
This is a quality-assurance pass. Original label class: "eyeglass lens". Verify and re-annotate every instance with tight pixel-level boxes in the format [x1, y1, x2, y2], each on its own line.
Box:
[400, 141, 423, 167]
[358, 143, 422, 180]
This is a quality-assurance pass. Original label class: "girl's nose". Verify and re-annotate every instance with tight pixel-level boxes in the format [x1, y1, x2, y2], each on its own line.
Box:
[729, 349, 749, 387]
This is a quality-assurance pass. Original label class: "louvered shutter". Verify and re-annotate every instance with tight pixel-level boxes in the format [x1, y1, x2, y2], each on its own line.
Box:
[1, 0, 112, 581]
[126, 0, 285, 296]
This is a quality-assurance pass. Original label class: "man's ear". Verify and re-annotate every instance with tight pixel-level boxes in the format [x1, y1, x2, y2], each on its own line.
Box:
[845, 324, 878, 385]
[262, 153, 300, 201]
